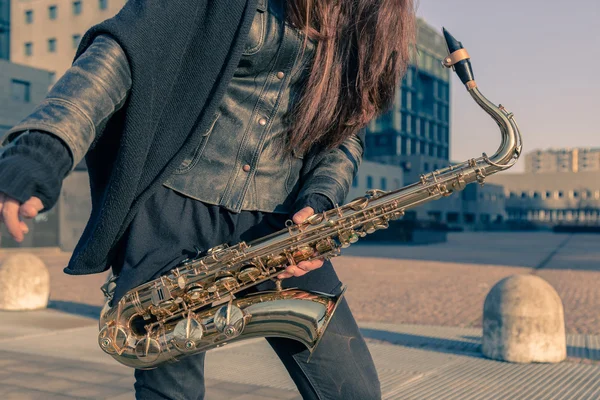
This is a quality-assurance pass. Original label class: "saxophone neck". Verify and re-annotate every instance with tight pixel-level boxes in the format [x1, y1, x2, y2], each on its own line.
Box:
[442, 28, 522, 172]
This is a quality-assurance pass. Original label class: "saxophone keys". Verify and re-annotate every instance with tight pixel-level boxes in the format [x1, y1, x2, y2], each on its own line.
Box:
[98, 324, 127, 354]
[173, 315, 204, 352]
[214, 276, 239, 292]
[135, 337, 161, 364]
[292, 246, 313, 262]
[214, 305, 245, 338]
[266, 255, 287, 268]
[305, 213, 324, 225]
[237, 266, 262, 283]
[186, 286, 209, 302]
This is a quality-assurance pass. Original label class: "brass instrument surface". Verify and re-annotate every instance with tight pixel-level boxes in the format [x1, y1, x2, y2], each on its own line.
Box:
[98, 29, 523, 369]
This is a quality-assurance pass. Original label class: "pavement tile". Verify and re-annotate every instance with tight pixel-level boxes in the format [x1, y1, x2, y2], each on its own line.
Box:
[1, 373, 83, 393]
[63, 382, 132, 398]
[2, 388, 79, 399]
[110, 393, 135, 400]
[0, 358, 17, 367]
[210, 381, 262, 394]
[206, 386, 250, 400]
[231, 394, 285, 400]
[44, 366, 125, 384]
[5, 363, 53, 374]
[250, 386, 300, 399]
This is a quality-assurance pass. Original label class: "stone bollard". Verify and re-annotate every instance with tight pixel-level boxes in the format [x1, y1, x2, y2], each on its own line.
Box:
[0, 253, 50, 311]
[482, 274, 566, 363]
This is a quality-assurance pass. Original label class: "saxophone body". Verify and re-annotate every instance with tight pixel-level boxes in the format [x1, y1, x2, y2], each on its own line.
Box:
[98, 29, 523, 369]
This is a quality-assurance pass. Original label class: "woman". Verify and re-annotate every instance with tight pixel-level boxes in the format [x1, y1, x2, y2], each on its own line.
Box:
[0, 0, 415, 398]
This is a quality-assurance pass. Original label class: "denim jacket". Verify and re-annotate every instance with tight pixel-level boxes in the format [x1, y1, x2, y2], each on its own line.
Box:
[2, 0, 364, 213]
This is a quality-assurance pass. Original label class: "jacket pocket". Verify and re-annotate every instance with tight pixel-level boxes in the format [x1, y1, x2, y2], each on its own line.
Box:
[242, 6, 266, 55]
[174, 112, 220, 174]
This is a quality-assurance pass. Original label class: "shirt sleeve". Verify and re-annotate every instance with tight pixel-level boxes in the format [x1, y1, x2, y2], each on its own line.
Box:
[1, 34, 132, 169]
[296, 128, 366, 208]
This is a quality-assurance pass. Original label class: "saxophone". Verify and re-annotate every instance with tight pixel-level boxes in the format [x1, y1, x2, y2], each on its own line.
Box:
[98, 29, 522, 369]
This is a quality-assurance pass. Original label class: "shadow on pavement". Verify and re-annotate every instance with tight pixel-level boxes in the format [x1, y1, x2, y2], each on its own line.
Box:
[361, 328, 599, 361]
[48, 300, 102, 320]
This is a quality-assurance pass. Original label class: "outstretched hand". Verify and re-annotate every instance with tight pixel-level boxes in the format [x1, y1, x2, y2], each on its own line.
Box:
[277, 206, 325, 279]
[0, 194, 44, 242]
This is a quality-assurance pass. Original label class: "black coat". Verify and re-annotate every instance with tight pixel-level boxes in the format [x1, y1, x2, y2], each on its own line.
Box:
[66, 0, 258, 275]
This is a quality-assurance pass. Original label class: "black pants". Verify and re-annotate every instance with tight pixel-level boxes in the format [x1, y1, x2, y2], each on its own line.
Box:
[112, 187, 381, 400]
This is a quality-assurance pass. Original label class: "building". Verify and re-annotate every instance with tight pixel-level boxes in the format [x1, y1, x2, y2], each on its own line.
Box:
[11, 0, 126, 81]
[0, 58, 52, 134]
[365, 18, 451, 185]
[487, 171, 600, 227]
[346, 160, 404, 202]
[0, 0, 9, 59]
[525, 148, 600, 174]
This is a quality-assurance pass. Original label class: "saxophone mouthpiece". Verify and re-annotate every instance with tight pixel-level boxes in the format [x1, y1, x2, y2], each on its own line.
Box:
[442, 27, 475, 87]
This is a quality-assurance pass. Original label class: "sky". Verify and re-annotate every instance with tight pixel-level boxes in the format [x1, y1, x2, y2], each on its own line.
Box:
[416, 0, 600, 171]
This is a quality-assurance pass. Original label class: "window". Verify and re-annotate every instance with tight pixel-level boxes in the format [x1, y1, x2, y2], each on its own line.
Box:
[366, 176, 373, 189]
[463, 213, 476, 224]
[24, 42, 33, 56]
[380, 177, 387, 190]
[11, 80, 31, 103]
[423, 162, 429, 172]
[49, 5, 58, 19]
[446, 212, 459, 223]
[48, 38, 57, 53]
[72, 34, 82, 48]
[49, 72, 57, 84]
[25, 10, 33, 24]
[73, 1, 82, 15]
[99, 0, 108, 10]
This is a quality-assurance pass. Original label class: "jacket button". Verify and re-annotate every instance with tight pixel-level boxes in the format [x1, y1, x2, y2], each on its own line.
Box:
[258, 118, 267, 126]
[276, 71, 285, 79]
[242, 164, 251, 172]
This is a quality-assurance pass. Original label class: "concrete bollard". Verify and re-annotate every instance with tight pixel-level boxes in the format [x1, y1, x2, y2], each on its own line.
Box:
[0, 253, 50, 311]
[482, 274, 566, 363]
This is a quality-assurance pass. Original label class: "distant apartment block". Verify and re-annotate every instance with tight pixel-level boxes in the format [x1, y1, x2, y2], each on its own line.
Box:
[11, 0, 126, 81]
[0, 58, 52, 135]
[488, 171, 600, 226]
[525, 148, 600, 174]
[365, 18, 451, 185]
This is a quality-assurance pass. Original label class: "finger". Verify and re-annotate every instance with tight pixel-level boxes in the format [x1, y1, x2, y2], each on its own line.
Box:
[297, 259, 324, 272]
[277, 265, 307, 279]
[20, 196, 44, 218]
[288, 265, 308, 278]
[2, 198, 24, 242]
[292, 206, 315, 225]
[20, 221, 29, 234]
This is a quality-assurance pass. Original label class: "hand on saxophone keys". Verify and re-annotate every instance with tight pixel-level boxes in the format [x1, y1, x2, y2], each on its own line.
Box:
[277, 206, 325, 279]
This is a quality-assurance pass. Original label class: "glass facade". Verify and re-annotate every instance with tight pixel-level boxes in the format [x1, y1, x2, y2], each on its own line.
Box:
[0, 0, 9, 60]
[365, 19, 451, 184]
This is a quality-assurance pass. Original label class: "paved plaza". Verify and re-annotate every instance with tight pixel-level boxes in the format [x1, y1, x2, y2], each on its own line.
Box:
[1, 232, 599, 398]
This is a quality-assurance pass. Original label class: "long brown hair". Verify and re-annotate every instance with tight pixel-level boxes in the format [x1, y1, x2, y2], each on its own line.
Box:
[286, 0, 416, 155]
